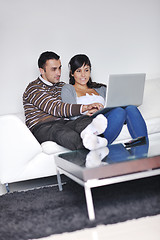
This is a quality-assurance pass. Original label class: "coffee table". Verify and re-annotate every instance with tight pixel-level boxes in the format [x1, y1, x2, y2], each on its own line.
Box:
[55, 138, 160, 220]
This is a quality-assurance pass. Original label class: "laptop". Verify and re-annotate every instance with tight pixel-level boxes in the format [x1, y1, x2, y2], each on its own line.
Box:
[93, 73, 146, 117]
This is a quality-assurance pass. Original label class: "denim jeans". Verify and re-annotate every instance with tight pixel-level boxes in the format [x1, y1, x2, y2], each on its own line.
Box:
[103, 105, 148, 144]
[105, 142, 149, 164]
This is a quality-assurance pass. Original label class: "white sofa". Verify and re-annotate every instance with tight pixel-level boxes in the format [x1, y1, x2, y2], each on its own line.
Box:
[115, 78, 160, 142]
[0, 78, 160, 192]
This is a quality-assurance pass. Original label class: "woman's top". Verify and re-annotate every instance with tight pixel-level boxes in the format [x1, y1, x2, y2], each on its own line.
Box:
[76, 93, 105, 105]
[61, 84, 106, 104]
[61, 84, 106, 119]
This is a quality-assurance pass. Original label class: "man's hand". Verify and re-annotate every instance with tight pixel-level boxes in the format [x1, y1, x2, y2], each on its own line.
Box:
[86, 108, 100, 116]
[82, 103, 104, 115]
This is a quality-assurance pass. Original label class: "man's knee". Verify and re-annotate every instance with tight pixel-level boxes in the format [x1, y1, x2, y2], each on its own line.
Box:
[74, 116, 92, 133]
[54, 128, 83, 150]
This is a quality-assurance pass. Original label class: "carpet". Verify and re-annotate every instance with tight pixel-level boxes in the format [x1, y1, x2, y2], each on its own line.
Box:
[0, 175, 160, 240]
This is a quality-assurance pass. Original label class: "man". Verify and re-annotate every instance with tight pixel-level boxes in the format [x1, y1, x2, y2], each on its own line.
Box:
[23, 51, 108, 150]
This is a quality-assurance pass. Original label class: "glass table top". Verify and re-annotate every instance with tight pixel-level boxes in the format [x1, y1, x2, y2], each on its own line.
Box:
[56, 137, 160, 181]
[59, 138, 160, 167]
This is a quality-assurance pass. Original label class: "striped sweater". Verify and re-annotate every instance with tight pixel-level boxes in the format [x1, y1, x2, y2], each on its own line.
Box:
[23, 78, 81, 131]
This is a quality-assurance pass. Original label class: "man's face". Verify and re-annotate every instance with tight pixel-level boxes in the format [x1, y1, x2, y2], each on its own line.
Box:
[40, 59, 62, 84]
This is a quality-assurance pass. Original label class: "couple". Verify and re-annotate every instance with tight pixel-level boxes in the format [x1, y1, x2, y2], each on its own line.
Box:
[23, 51, 148, 153]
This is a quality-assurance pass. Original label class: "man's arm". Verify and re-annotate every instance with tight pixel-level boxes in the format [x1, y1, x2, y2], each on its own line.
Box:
[23, 80, 101, 118]
[23, 81, 82, 118]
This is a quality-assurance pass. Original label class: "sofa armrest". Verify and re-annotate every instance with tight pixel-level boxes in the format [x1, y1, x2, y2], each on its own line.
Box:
[0, 115, 42, 182]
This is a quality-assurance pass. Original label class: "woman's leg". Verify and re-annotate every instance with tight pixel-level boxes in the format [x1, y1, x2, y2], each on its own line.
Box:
[125, 105, 148, 139]
[106, 143, 130, 163]
[125, 105, 149, 156]
[103, 107, 126, 144]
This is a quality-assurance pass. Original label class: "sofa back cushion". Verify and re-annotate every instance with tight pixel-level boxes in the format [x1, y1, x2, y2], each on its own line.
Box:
[139, 78, 160, 120]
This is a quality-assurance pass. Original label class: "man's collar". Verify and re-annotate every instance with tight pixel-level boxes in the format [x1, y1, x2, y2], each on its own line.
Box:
[39, 75, 53, 86]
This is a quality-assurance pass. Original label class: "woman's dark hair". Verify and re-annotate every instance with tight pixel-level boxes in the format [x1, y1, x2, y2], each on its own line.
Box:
[69, 54, 106, 88]
[38, 51, 60, 69]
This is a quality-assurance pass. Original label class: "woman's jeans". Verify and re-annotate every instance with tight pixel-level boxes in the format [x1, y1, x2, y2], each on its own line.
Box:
[103, 105, 148, 145]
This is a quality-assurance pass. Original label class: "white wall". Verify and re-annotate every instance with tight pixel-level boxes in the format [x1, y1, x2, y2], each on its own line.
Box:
[0, 0, 160, 114]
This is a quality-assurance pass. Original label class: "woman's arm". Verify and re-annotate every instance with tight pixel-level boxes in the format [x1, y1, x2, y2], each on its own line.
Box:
[95, 86, 107, 101]
[61, 84, 77, 104]
[61, 84, 103, 117]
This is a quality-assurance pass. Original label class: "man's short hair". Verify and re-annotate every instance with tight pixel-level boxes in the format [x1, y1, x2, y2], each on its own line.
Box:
[38, 51, 60, 69]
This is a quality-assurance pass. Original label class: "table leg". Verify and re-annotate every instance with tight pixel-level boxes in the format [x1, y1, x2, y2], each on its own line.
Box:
[84, 185, 95, 221]
[56, 168, 63, 191]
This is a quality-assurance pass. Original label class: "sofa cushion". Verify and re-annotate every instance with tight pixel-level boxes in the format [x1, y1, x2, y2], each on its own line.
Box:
[139, 78, 160, 120]
[41, 141, 69, 154]
[13, 113, 69, 155]
[115, 117, 160, 143]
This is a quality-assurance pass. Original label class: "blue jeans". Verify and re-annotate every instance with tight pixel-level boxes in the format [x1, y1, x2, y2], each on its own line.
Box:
[103, 105, 148, 144]
[105, 142, 149, 163]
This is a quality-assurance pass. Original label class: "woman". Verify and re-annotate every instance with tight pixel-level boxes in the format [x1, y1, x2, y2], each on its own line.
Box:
[61, 54, 149, 145]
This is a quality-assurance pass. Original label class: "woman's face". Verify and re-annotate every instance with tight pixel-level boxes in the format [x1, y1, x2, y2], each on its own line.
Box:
[72, 64, 91, 86]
